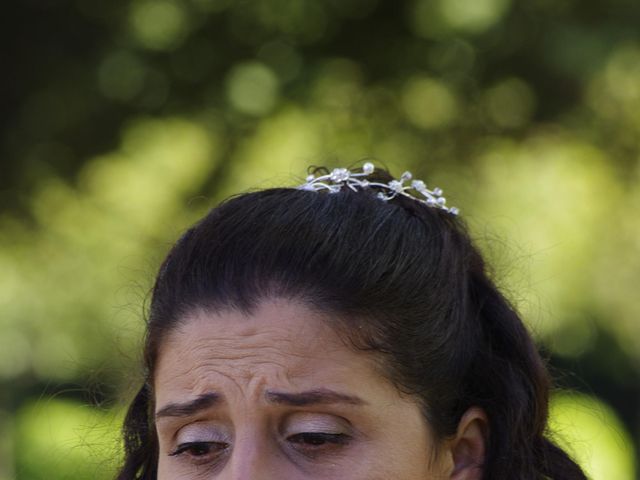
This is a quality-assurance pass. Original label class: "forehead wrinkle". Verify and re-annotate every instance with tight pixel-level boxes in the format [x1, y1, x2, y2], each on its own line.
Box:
[176, 321, 331, 353]
[159, 319, 367, 385]
[181, 332, 321, 372]
[155, 300, 384, 407]
[156, 336, 321, 400]
[163, 317, 336, 372]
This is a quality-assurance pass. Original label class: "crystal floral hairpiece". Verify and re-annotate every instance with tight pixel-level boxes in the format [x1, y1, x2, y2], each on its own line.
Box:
[298, 162, 459, 215]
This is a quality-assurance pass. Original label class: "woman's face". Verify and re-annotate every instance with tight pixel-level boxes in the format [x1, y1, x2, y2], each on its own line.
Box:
[154, 299, 449, 479]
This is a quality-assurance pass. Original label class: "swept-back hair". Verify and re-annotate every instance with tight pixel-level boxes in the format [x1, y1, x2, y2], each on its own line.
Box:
[117, 168, 586, 479]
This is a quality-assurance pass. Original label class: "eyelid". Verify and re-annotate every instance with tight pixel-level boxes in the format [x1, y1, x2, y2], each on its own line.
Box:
[174, 422, 231, 445]
[282, 413, 352, 436]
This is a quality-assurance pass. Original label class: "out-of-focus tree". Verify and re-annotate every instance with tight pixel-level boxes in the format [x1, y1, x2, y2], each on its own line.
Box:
[1, 1, 639, 478]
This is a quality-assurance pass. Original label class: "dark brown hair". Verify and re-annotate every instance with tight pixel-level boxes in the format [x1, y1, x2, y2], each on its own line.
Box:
[117, 167, 586, 479]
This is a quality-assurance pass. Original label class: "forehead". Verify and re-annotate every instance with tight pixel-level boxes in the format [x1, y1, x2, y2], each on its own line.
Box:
[154, 300, 381, 402]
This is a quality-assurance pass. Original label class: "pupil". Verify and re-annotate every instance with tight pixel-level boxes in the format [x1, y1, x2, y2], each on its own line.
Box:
[305, 434, 327, 445]
[192, 443, 210, 455]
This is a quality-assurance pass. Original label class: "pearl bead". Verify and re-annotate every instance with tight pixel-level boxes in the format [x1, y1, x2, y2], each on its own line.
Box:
[330, 168, 350, 182]
[362, 162, 375, 174]
[389, 180, 404, 192]
[411, 180, 426, 192]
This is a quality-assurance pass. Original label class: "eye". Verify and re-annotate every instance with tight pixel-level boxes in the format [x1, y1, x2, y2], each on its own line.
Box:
[169, 441, 229, 465]
[287, 432, 351, 456]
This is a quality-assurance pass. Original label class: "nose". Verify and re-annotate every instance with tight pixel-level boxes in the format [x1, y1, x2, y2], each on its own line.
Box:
[219, 433, 282, 480]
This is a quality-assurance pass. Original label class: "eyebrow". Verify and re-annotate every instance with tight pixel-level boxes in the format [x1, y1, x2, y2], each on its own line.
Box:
[155, 392, 221, 420]
[265, 388, 367, 407]
[155, 388, 366, 420]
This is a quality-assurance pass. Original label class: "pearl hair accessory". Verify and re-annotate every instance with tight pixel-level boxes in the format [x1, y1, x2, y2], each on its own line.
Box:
[298, 162, 459, 215]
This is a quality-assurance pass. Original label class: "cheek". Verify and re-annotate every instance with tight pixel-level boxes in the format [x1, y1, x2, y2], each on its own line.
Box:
[334, 418, 437, 480]
[157, 457, 175, 480]
[355, 442, 432, 479]
[158, 455, 220, 480]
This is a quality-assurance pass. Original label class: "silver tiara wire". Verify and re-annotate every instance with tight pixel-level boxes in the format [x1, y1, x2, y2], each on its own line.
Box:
[297, 162, 460, 215]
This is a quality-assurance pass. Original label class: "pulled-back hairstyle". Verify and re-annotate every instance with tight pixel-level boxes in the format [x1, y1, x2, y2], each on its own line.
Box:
[117, 167, 586, 479]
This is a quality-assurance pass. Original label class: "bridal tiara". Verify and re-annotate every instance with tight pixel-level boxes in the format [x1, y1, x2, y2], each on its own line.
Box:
[297, 162, 460, 215]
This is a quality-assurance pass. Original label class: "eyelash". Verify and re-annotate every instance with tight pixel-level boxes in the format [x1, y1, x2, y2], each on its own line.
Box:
[287, 432, 350, 448]
[169, 441, 229, 465]
[287, 432, 352, 460]
[169, 433, 350, 464]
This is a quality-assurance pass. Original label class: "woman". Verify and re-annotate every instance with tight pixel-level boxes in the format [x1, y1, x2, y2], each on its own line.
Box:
[117, 163, 587, 479]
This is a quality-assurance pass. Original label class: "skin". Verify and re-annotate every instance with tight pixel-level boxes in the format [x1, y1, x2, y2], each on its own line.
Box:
[154, 299, 487, 479]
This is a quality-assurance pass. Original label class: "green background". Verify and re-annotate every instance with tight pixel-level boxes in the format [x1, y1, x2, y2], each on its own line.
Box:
[1, 0, 639, 478]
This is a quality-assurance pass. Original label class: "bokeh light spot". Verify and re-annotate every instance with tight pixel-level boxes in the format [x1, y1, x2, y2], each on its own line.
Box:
[15, 399, 123, 479]
[549, 317, 596, 358]
[603, 45, 640, 103]
[129, 0, 189, 51]
[97, 51, 146, 102]
[428, 39, 476, 77]
[218, 108, 321, 200]
[226, 62, 280, 116]
[439, 0, 511, 33]
[586, 43, 640, 131]
[311, 58, 363, 110]
[191, 0, 233, 13]
[411, 0, 511, 37]
[410, 0, 447, 38]
[401, 76, 458, 129]
[549, 392, 636, 480]
[0, 330, 30, 379]
[257, 0, 328, 44]
[258, 41, 302, 83]
[484, 77, 536, 129]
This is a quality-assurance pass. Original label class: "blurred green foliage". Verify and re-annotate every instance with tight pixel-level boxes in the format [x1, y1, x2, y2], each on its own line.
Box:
[1, 0, 639, 478]
[550, 392, 637, 479]
[13, 399, 123, 480]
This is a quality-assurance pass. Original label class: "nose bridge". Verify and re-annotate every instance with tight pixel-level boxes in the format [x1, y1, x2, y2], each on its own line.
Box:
[222, 427, 280, 480]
